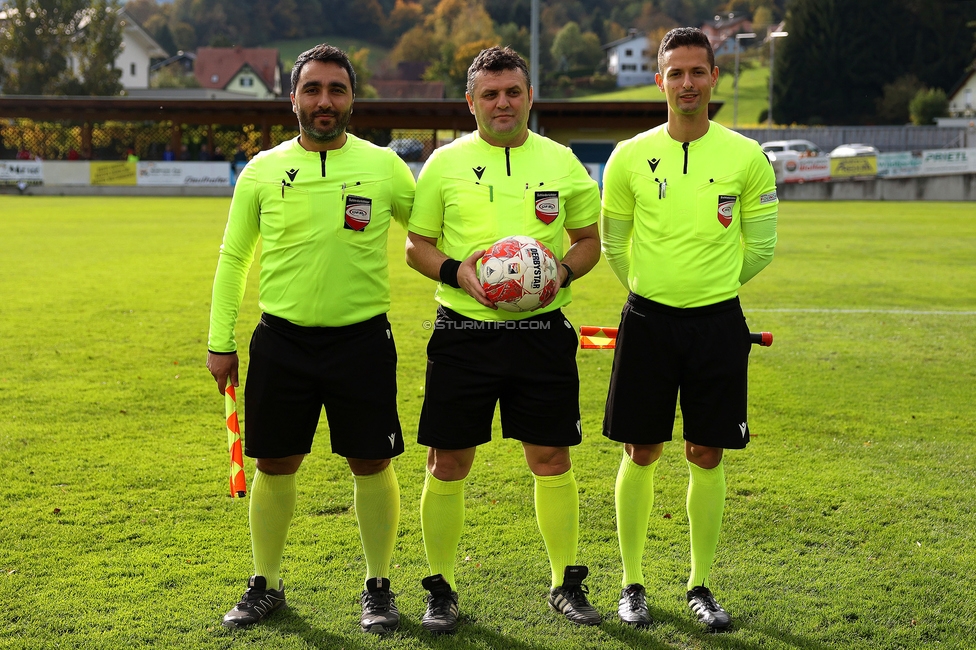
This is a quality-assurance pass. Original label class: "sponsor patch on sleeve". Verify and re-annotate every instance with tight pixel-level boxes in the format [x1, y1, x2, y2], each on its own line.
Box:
[759, 190, 778, 205]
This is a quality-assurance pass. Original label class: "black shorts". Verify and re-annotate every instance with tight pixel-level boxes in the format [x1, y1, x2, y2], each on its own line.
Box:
[603, 294, 752, 449]
[417, 307, 582, 449]
[243, 313, 404, 460]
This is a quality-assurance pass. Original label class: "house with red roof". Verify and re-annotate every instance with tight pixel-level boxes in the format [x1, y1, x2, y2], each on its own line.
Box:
[194, 46, 282, 99]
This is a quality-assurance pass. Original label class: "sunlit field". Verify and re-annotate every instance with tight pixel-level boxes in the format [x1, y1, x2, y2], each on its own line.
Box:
[1, 197, 973, 649]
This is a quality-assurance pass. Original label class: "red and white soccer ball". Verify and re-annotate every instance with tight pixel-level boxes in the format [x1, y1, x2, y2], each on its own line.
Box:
[478, 236, 559, 312]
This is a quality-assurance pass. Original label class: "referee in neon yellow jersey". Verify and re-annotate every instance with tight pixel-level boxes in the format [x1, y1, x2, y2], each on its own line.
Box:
[601, 27, 778, 631]
[405, 46, 602, 633]
[206, 44, 414, 634]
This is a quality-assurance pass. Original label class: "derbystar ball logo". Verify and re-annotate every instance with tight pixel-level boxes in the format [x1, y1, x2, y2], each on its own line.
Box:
[535, 191, 559, 224]
[528, 246, 542, 289]
[344, 195, 372, 231]
[717, 195, 736, 228]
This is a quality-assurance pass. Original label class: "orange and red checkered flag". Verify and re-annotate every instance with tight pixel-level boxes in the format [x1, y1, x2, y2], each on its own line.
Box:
[224, 385, 247, 499]
[581, 326, 773, 349]
[580, 326, 619, 349]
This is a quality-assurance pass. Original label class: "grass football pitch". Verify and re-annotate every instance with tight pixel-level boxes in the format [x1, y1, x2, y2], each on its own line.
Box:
[1, 197, 974, 649]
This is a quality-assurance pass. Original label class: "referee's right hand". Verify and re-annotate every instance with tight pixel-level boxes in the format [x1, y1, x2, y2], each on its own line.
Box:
[459, 249, 497, 309]
[207, 351, 240, 395]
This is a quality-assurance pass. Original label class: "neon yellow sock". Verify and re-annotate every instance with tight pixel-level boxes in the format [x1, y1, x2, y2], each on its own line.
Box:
[249, 469, 297, 586]
[353, 463, 400, 582]
[420, 471, 464, 588]
[615, 454, 657, 587]
[534, 469, 579, 588]
[687, 460, 726, 590]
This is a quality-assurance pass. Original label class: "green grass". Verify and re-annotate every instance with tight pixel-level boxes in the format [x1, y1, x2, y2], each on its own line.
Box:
[580, 58, 770, 128]
[1, 197, 975, 649]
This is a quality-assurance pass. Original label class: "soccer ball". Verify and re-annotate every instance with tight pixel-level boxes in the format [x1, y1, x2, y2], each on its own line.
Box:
[478, 236, 559, 312]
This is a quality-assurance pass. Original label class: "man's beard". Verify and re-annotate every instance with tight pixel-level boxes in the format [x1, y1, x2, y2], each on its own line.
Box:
[298, 106, 352, 144]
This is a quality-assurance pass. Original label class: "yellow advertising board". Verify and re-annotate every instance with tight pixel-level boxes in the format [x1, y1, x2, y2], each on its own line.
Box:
[90, 162, 137, 186]
[830, 155, 877, 179]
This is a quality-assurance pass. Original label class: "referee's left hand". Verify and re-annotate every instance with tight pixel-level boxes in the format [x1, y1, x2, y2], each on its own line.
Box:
[533, 265, 567, 310]
[207, 351, 239, 395]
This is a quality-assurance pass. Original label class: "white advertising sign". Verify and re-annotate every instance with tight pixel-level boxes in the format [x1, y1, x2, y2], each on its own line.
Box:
[878, 148, 976, 178]
[0, 160, 43, 184]
[779, 157, 831, 183]
[137, 161, 231, 186]
[877, 151, 922, 178]
[920, 149, 975, 175]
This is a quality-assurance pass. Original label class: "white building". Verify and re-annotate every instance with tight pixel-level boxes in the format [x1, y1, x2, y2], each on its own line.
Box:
[61, 8, 168, 91]
[114, 10, 169, 90]
[947, 65, 975, 118]
[603, 30, 654, 87]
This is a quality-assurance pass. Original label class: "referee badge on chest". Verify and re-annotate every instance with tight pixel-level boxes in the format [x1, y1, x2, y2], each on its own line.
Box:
[535, 191, 559, 225]
[344, 195, 372, 231]
[717, 195, 736, 228]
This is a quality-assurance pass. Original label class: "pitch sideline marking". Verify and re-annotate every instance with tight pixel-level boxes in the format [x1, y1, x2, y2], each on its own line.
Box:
[747, 308, 976, 316]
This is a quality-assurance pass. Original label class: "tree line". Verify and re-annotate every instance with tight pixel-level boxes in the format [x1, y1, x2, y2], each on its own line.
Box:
[2, 0, 973, 126]
[0, 0, 124, 95]
[774, 0, 976, 125]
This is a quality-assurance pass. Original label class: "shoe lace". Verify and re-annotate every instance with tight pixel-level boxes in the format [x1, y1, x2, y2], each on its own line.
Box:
[693, 588, 721, 612]
[363, 589, 393, 611]
[239, 587, 275, 609]
[425, 592, 455, 616]
[623, 586, 645, 610]
[561, 582, 592, 607]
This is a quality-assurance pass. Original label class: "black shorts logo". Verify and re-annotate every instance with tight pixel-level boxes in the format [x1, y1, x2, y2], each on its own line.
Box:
[344, 195, 371, 231]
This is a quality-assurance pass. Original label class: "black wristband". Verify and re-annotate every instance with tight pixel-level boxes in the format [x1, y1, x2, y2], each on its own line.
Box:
[208, 349, 237, 355]
[439, 258, 462, 289]
[560, 263, 575, 288]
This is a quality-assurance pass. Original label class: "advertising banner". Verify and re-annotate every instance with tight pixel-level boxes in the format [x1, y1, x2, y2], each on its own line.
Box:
[877, 148, 976, 178]
[877, 151, 922, 178]
[919, 149, 975, 176]
[91, 162, 137, 186]
[0, 160, 43, 185]
[137, 161, 231, 186]
[830, 155, 877, 179]
[780, 157, 831, 183]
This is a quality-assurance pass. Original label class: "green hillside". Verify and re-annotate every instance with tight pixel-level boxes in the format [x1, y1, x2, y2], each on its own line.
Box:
[577, 59, 771, 128]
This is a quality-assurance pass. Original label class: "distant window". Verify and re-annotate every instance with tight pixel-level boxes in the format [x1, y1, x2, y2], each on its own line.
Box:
[625, 49, 633, 56]
[621, 64, 637, 71]
[130, 63, 136, 76]
[641, 50, 648, 57]
[240, 77, 254, 87]
[641, 64, 648, 71]
[211, 74, 219, 83]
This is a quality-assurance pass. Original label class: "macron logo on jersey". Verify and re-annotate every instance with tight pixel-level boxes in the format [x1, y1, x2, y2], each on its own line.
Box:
[472, 165, 486, 180]
[286, 168, 299, 182]
[648, 158, 661, 173]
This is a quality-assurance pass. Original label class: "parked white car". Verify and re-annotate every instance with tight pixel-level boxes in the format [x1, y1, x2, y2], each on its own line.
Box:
[761, 139, 824, 157]
[829, 143, 879, 157]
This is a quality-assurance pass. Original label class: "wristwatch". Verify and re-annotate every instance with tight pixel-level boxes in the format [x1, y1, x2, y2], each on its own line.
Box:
[560, 263, 575, 288]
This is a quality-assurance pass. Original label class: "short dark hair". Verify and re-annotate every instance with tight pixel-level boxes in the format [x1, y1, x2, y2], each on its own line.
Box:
[657, 27, 715, 72]
[291, 44, 357, 95]
[465, 46, 530, 96]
